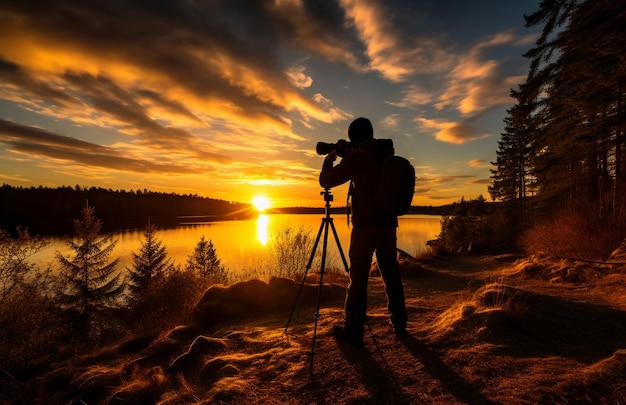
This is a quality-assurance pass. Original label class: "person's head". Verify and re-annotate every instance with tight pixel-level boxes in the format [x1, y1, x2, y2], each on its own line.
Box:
[348, 117, 373, 146]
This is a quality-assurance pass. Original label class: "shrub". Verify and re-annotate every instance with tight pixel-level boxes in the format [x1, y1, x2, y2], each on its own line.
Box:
[0, 273, 72, 375]
[520, 206, 626, 261]
[266, 226, 315, 280]
[0, 228, 72, 375]
[126, 266, 207, 336]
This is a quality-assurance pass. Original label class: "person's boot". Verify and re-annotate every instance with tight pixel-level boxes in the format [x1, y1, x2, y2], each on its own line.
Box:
[390, 320, 407, 337]
[390, 312, 408, 336]
[332, 323, 363, 347]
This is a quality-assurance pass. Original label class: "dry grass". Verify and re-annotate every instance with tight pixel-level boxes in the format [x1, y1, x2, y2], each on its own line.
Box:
[9, 253, 626, 404]
[521, 208, 626, 261]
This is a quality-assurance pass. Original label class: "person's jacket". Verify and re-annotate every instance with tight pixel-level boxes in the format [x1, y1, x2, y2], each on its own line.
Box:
[319, 138, 397, 228]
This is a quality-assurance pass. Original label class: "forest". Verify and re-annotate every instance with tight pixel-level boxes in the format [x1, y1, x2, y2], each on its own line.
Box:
[0, 184, 256, 235]
[479, 0, 626, 260]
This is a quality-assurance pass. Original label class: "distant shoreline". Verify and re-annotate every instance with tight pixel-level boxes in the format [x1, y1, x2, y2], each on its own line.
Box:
[266, 206, 445, 215]
[5, 210, 444, 238]
[1, 184, 447, 237]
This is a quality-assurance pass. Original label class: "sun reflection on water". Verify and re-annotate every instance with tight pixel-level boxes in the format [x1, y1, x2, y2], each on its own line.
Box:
[257, 214, 269, 246]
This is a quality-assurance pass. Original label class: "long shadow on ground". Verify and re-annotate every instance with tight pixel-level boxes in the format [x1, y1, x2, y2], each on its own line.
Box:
[402, 259, 626, 365]
[336, 340, 413, 404]
[485, 289, 626, 363]
[399, 335, 500, 405]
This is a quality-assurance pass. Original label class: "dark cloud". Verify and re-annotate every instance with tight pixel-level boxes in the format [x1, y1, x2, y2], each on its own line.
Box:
[0, 119, 203, 174]
[0, 57, 78, 107]
[61, 72, 196, 147]
[135, 89, 201, 124]
[269, 0, 365, 67]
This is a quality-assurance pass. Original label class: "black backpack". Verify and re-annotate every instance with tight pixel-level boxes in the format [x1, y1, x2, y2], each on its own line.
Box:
[376, 154, 415, 216]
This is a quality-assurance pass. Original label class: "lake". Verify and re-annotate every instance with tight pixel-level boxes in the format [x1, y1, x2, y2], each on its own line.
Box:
[32, 214, 442, 275]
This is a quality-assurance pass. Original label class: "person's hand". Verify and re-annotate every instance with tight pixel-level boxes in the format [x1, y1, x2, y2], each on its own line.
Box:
[325, 150, 338, 164]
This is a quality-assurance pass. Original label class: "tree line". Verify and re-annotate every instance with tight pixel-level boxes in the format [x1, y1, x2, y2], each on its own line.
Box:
[490, 0, 625, 217]
[0, 184, 256, 236]
[482, 0, 626, 258]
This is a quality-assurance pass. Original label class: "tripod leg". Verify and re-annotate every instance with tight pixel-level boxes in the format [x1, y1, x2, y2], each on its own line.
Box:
[329, 219, 349, 273]
[284, 218, 325, 334]
[310, 218, 330, 373]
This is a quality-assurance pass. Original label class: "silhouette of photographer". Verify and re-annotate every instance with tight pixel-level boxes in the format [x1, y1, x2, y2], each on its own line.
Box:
[319, 117, 407, 347]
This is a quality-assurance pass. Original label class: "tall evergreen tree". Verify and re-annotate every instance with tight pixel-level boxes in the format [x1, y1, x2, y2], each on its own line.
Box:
[554, 0, 626, 209]
[125, 223, 179, 332]
[127, 223, 173, 300]
[56, 204, 125, 336]
[494, 0, 626, 217]
[490, 109, 532, 202]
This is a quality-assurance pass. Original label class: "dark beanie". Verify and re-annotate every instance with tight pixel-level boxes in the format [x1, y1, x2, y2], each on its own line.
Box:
[348, 117, 373, 145]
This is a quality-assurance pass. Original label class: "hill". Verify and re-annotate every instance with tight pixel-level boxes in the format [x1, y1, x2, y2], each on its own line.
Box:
[8, 253, 626, 404]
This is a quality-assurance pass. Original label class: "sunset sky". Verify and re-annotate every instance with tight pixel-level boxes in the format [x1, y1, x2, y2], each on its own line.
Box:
[0, 0, 541, 208]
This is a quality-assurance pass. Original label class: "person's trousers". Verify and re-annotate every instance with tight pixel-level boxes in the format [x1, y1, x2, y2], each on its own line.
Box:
[344, 226, 407, 331]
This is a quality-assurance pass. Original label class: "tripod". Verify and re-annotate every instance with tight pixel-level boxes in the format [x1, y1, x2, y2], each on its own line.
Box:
[285, 188, 349, 373]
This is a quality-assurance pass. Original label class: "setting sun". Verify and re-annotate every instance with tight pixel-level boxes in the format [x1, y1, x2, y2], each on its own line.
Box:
[252, 196, 271, 212]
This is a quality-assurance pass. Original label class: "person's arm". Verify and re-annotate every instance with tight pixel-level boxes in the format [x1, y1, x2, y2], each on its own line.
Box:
[319, 150, 353, 189]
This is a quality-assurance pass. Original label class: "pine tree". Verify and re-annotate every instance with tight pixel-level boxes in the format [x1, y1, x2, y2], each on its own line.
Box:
[127, 223, 173, 300]
[56, 204, 125, 336]
[497, 0, 626, 216]
[185, 236, 227, 284]
[490, 111, 529, 202]
[125, 223, 179, 332]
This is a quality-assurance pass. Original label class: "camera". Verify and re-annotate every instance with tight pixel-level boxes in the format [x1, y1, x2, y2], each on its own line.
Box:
[316, 139, 353, 157]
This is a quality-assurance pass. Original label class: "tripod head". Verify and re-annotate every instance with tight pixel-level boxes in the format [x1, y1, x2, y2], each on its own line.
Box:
[320, 188, 334, 202]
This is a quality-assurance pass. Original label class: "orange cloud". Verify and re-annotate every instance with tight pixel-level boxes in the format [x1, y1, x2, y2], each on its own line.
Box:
[286, 65, 313, 89]
[0, 2, 349, 143]
[380, 114, 401, 129]
[435, 32, 526, 115]
[468, 159, 486, 167]
[470, 178, 492, 185]
[415, 117, 490, 145]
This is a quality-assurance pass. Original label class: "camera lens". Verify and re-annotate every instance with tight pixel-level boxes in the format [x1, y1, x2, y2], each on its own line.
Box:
[316, 142, 334, 155]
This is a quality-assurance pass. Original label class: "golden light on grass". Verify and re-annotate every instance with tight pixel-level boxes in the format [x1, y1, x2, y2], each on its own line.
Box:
[252, 196, 271, 213]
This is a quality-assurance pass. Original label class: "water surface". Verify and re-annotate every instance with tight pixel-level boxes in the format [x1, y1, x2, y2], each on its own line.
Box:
[33, 214, 441, 273]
